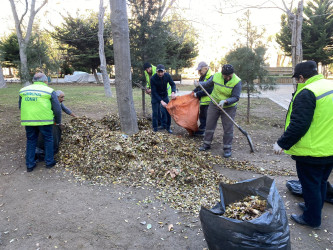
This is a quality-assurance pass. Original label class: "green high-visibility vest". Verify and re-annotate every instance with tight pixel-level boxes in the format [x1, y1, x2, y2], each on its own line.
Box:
[145, 65, 156, 89]
[211, 73, 241, 108]
[200, 69, 213, 106]
[19, 82, 55, 126]
[284, 75, 333, 157]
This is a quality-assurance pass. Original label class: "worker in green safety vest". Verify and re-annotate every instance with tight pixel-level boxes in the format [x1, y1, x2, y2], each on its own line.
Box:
[143, 62, 156, 95]
[192, 61, 214, 136]
[274, 61, 333, 229]
[19, 73, 62, 172]
[195, 64, 242, 158]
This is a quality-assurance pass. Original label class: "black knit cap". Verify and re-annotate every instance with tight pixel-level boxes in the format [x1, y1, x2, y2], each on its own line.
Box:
[222, 64, 234, 75]
[292, 61, 318, 78]
[143, 62, 152, 70]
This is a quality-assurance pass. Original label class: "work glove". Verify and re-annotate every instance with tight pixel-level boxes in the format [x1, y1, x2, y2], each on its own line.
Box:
[273, 142, 283, 154]
[193, 80, 199, 87]
[193, 92, 197, 98]
[219, 100, 227, 107]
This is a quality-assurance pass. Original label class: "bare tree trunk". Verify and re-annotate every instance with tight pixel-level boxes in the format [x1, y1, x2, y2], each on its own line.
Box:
[110, 0, 138, 135]
[247, 82, 250, 124]
[93, 69, 101, 84]
[283, 0, 303, 90]
[98, 0, 112, 97]
[0, 64, 6, 88]
[9, 0, 48, 86]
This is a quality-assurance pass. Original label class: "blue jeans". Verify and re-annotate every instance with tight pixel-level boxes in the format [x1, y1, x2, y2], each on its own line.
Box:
[152, 98, 171, 130]
[25, 125, 55, 167]
[296, 161, 333, 227]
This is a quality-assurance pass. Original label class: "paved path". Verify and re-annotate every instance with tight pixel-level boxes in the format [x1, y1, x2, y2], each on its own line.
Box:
[177, 84, 295, 110]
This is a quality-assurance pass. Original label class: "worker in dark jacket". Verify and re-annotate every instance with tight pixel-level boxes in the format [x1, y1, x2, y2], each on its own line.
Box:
[274, 61, 333, 229]
[192, 61, 214, 136]
[150, 64, 176, 133]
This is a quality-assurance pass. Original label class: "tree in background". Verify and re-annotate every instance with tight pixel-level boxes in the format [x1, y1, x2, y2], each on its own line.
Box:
[165, 12, 198, 75]
[0, 31, 57, 77]
[302, 0, 333, 74]
[9, 0, 48, 85]
[110, 0, 138, 134]
[51, 11, 114, 83]
[276, 13, 292, 57]
[277, 0, 333, 74]
[128, 0, 170, 81]
[98, 0, 112, 97]
[128, 0, 197, 81]
[227, 10, 275, 123]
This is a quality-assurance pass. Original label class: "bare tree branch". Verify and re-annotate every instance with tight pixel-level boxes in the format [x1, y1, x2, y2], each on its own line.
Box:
[18, 0, 29, 27]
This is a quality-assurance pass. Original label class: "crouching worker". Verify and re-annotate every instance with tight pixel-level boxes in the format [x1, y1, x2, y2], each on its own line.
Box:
[150, 64, 177, 133]
[19, 73, 61, 172]
[36, 90, 77, 161]
[55, 90, 77, 118]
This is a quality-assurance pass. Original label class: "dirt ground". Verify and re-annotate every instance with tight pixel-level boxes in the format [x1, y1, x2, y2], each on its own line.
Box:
[1, 96, 333, 250]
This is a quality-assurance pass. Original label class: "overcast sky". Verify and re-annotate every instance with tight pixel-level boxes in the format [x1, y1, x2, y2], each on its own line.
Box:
[0, 0, 292, 66]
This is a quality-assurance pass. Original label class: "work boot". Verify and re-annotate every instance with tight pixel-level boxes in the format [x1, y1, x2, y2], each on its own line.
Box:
[290, 214, 321, 229]
[194, 131, 205, 137]
[223, 150, 232, 158]
[199, 144, 210, 151]
[46, 161, 57, 169]
[166, 128, 173, 134]
[157, 126, 165, 130]
[27, 164, 36, 172]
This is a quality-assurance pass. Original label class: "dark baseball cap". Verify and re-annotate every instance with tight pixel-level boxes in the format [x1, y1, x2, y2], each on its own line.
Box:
[156, 64, 165, 72]
[292, 61, 317, 78]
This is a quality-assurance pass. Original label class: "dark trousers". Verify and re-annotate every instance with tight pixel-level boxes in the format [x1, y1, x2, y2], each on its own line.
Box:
[152, 98, 171, 130]
[25, 125, 56, 167]
[198, 105, 209, 132]
[296, 161, 333, 227]
[203, 103, 237, 152]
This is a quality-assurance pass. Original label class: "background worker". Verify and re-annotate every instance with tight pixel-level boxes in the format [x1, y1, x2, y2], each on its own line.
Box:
[36, 89, 76, 160]
[55, 90, 77, 118]
[195, 64, 242, 158]
[143, 62, 156, 95]
[19, 73, 61, 172]
[273, 61, 333, 229]
[150, 64, 176, 133]
[192, 61, 214, 136]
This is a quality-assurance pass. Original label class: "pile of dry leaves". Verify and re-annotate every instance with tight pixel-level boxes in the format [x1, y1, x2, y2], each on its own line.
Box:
[57, 116, 234, 213]
[224, 195, 267, 221]
[56, 116, 287, 214]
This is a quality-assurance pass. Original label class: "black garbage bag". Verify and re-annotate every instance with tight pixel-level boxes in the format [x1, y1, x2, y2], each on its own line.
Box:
[286, 180, 333, 204]
[200, 176, 290, 250]
[35, 125, 62, 161]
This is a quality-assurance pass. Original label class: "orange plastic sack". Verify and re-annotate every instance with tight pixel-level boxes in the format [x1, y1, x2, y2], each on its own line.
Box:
[166, 93, 199, 135]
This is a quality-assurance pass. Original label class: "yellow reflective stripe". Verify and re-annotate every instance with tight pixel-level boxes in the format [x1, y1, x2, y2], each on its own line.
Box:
[20, 89, 52, 95]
